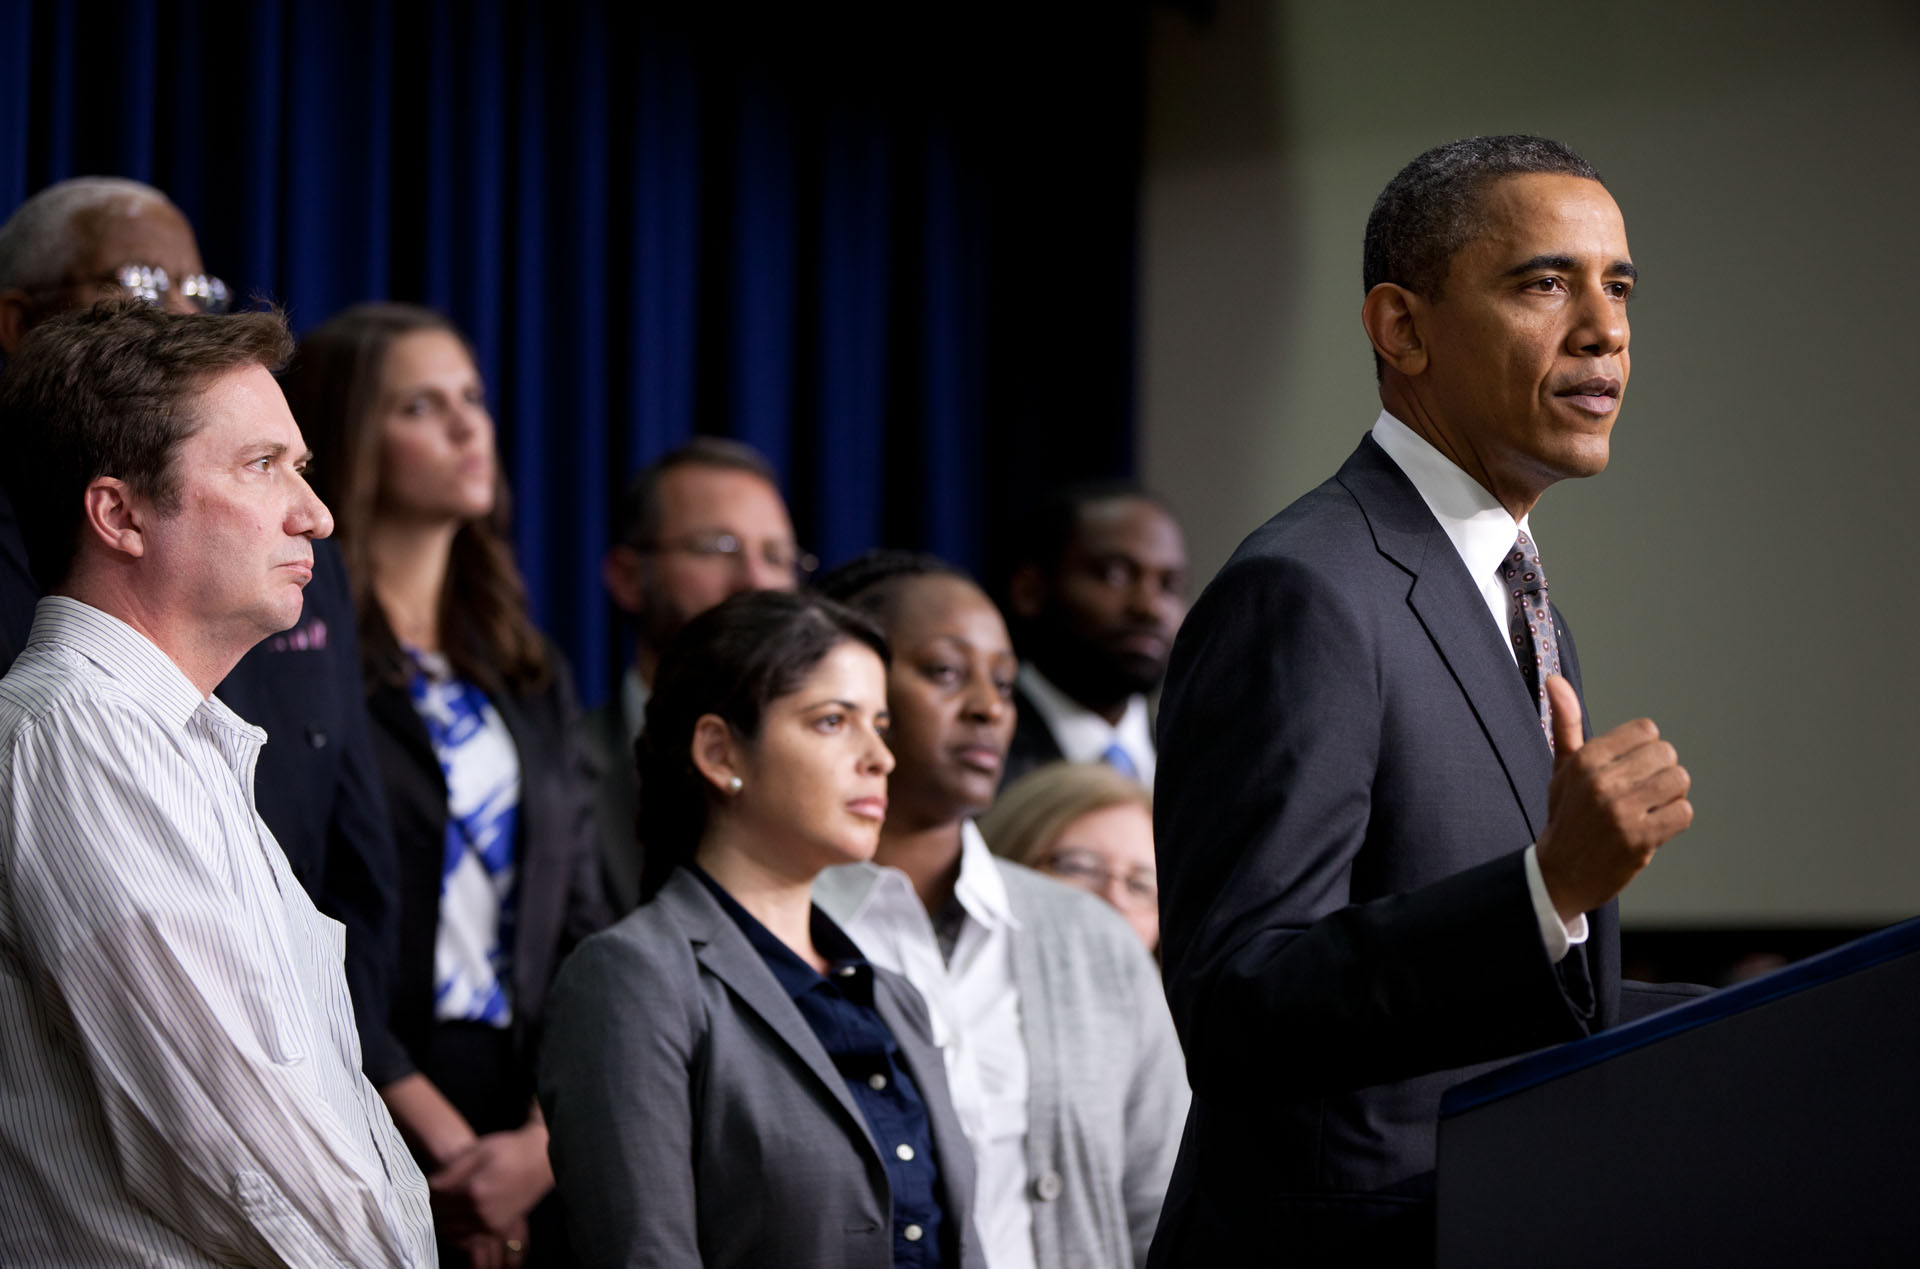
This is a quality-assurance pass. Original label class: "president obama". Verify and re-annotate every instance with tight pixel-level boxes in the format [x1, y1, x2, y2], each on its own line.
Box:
[1150, 136, 1699, 1265]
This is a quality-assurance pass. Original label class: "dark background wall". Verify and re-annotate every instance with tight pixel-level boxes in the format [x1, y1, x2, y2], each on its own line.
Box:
[0, 0, 1153, 706]
[1140, 0, 1920, 935]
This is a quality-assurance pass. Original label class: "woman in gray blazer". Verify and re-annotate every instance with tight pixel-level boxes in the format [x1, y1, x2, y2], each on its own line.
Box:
[539, 591, 983, 1269]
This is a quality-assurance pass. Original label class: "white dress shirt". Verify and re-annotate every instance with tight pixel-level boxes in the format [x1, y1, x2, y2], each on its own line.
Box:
[621, 664, 651, 750]
[1015, 663, 1156, 787]
[0, 597, 435, 1267]
[1371, 411, 1591, 963]
[816, 822, 1038, 1269]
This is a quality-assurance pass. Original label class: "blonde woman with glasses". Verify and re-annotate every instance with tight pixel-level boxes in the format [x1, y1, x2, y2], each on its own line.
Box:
[980, 762, 1158, 957]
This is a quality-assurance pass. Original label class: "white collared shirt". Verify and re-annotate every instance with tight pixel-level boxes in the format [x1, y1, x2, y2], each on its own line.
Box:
[1016, 662, 1156, 787]
[815, 822, 1038, 1269]
[621, 664, 651, 750]
[0, 597, 435, 1267]
[1370, 411, 1591, 962]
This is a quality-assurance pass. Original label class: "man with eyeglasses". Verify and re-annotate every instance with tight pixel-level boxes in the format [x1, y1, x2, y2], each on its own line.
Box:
[593, 436, 813, 909]
[0, 177, 402, 1097]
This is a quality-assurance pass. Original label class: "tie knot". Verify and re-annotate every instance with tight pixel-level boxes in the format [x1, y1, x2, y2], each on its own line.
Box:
[1100, 742, 1140, 782]
[1501, 532, 1547, 595]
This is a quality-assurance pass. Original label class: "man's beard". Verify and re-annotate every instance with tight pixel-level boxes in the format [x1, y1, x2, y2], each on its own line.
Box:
[1027, 623, 1167, 708]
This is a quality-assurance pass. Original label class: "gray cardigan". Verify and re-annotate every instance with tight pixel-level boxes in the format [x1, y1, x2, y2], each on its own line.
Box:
[538, 868, 985, 1269]
[815, 858, 1189, 1269]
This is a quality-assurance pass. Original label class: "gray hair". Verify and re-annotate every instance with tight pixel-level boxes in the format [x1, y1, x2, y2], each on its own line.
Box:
[0, 177, 174, 293]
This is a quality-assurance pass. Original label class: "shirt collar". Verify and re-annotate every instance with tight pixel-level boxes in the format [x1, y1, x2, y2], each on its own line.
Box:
[823, 820, 1021, 935]
[621, 667, 651, 749]
[1016, 662, 1152, 767]
[689, 864, 872, 1001]
[952, 820, 1019, 930]
[27, 595, 217, 736]
[1370, 409, 1535, 584]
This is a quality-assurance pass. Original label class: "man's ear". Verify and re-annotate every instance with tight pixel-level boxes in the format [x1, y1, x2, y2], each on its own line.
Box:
[81, 477, 147, 560]
[1361, 283, 1430, 377]
[0, 290, 38, 357]
[1007, 562, 1047, 621]
[602, 545, 645, 615]
[689, 713, 746, 796]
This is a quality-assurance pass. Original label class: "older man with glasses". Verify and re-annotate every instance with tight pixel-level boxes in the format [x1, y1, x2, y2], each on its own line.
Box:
[592, 436, 814, 910]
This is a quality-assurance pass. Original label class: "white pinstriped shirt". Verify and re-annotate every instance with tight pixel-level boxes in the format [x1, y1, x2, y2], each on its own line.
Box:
[0, 597, 435, 1266]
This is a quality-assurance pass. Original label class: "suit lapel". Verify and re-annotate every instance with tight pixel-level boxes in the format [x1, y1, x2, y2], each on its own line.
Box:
[659, 872, 879, 1155]
[367, 680, 443, 784]
[1338, 437, 1556, 838]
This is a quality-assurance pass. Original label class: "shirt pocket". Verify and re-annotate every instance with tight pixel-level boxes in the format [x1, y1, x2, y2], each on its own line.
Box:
[232, 1168, 350, 1267]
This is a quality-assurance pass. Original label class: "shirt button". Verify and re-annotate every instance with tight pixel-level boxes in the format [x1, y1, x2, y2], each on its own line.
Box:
[1032, 1170, 1064, 1202]
[903, 1224, 924, 1242]
[868, 1073, 888, 1091]
[836, 964, 858, 978]
[895, 1143, 915, 1161]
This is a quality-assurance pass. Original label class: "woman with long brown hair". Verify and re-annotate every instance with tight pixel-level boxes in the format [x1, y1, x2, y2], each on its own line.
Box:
[284, 303, 608, 1268]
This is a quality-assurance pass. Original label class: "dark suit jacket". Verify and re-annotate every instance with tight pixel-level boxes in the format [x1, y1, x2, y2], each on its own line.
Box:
[365, 654, 610, 1087]
[1149, 436, 1623, 1266]
[538, 868, 985, 1269]
[0, 493, 38, 669]
[0, 512, 400, 1077]
[1002, 681, 1066, 789]
[582, 693, 641, 914]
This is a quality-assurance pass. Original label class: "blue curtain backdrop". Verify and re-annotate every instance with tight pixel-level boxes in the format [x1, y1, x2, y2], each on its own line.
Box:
[0, 1, 1147, 705]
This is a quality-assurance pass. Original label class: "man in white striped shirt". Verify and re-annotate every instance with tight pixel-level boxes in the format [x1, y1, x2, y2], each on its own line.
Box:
[0, 301, 435, 1264]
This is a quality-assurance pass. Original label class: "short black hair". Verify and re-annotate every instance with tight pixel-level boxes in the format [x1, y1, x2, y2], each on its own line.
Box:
[635, 589, 888, 901]
[1363, 134, 1602, 301]
[0, 300, 293, 592]
[1004, 480, 1170, 581]
[814, 548, 972, 632]
[612, 436, 781, 549]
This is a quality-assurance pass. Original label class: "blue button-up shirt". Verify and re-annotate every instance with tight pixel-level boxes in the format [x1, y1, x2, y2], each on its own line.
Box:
[693, 867, 947, 1268]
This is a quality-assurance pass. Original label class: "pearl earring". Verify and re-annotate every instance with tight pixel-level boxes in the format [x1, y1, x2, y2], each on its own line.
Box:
[725, 776, 743, 794]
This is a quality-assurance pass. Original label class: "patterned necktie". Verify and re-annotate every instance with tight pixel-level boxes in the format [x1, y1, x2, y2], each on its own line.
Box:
[1100, 741, 1140, 781]
[1502, 530, 1562, 750]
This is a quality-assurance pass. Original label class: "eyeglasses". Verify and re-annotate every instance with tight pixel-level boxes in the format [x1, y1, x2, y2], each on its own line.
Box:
[1041, 849, 1157, 907]
[41, 263, 233, 314]
[639, 532, 819, 583]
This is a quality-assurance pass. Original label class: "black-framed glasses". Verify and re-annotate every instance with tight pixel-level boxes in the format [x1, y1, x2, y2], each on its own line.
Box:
[1041, 849, 1158, 907]
[638, 532, 818, 584]
[42, 263, 232, 314]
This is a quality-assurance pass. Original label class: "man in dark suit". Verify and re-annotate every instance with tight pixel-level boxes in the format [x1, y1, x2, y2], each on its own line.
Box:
[1001, 482, 1188, 789]
[1149, 136, 1698, 1266]
[0, 178, 399, 1075]
[591, 438, 807, 909]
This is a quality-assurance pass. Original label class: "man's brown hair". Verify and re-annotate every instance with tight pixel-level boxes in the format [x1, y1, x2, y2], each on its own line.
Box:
[0, 299, 293, 592]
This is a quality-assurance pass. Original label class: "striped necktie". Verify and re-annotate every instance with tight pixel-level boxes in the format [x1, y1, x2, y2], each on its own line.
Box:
[1502, 530, 1562, 750]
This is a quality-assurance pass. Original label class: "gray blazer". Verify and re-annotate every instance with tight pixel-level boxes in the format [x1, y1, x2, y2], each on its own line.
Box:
[538, 868, 985, 1269]
[815, 859, 1188, 1269]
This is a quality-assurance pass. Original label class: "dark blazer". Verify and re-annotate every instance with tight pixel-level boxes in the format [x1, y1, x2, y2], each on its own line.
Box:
[1150, 436, 1632, 1265]
[582, 693, 641, 914]
[1002, 682, 1065, 789]
[0, 492, 38, 669]
[0, 516, 400, 1076]
[216, 540, 400, 1078]
[365, 653, 610, 1087]
[538, 868, 986, 1269]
